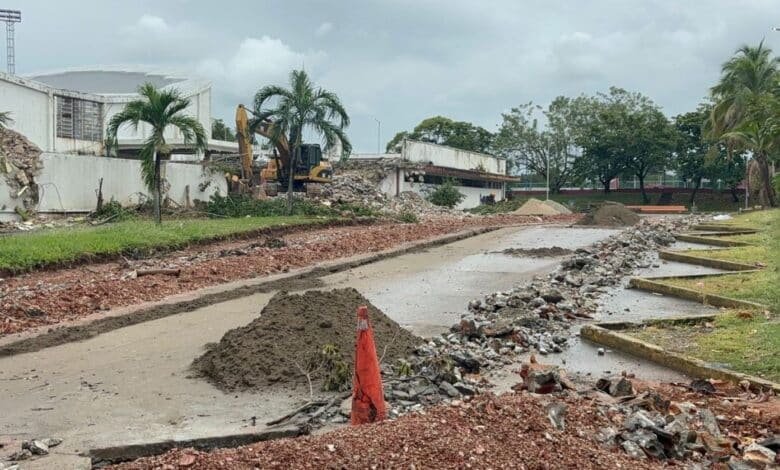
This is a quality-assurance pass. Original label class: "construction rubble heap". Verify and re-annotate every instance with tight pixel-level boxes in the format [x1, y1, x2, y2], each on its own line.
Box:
[0, 127, 42, 215]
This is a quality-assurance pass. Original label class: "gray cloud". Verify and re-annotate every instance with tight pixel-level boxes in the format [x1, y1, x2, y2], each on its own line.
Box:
[6, 0, 780, 151]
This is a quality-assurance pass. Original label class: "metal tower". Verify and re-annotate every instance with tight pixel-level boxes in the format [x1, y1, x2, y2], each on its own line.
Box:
[0, 9, 21, 75]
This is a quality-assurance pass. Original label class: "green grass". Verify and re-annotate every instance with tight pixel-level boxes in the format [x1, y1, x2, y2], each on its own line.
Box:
[631, 208, 780, 381]
[0, 216, 323, 273]
[631, 312, 780, 382]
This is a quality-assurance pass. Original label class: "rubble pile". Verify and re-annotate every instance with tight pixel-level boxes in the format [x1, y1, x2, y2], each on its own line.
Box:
[578, 201, 641, 227]
[314, 171, 456, 217]
[0, 128, 43, 213]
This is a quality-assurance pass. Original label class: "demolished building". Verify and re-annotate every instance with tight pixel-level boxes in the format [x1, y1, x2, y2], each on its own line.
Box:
[347, 140, 518, 209]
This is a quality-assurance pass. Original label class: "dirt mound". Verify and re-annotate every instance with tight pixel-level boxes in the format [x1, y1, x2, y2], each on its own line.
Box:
[577, 202, 640, 227]
[502, 246, 573, 257]
[542, 199, 572, 214]
[0, 127, 43, 211]
[514, 198, 563, 216]
[192, 288, 422, 391]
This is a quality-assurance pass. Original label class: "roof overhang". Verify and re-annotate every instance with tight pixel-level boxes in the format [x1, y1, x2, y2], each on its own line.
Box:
[421, 165, 520, 183]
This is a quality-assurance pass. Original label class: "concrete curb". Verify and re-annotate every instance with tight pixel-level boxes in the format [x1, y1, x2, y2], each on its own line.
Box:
[658, 250, 760, 271]
[628, 276, 768, 310]
[88, 426, 302, 467]
[639, 270, 763, 281]
[692, 224, 757, 233]
[0, 226, 499, 357]
[581, 321, 780, 393]
[672, 233, 752, 247]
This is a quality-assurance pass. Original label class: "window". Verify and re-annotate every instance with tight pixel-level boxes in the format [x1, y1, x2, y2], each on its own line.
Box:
[56, 96, 103, 141]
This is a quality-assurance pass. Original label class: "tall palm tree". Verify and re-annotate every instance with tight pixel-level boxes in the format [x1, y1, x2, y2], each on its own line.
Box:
[106, 83, 207, 224]
[252, 70, 351, 213]
[709, 41, 780, 207]
[0, 111, 12, 129]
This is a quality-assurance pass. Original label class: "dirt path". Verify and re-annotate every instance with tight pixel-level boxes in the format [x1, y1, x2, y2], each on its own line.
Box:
[0, 214, 576, 337]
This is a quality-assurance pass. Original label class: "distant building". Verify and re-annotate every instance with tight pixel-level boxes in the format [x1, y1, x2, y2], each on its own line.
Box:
[0, 69, 237, 159]
[349, 140, 518, 209]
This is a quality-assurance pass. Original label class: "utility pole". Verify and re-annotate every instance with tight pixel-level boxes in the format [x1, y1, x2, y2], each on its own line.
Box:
[373, 117, 381, 154]
[0, 9, 21, 75]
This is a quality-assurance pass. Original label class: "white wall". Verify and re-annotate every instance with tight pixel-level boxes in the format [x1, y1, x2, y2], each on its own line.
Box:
[402, 140, 506, 174]
[375, 170, 505, 210]
[0, 153, 227, 218]
[0, 79, 53, 151]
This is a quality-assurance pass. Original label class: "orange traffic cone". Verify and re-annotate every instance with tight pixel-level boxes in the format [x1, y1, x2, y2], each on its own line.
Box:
[350, 305, 386, 425]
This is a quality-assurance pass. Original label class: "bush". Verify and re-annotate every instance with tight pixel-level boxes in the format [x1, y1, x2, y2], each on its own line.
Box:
[774, 174, 780, 197]
[427, 179, 465, 208]
[91, 198, 136, 222]
[207, 193, 334, 218]
[467, 199, 523, 215]
[395, 211, 419, 223]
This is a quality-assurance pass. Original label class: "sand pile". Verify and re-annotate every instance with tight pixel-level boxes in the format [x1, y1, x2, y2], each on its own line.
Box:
[192, 288, 422, 391]
[513, 198, 570, 216]
[542, 199, 572, 214]
[577, 202, 640, 227]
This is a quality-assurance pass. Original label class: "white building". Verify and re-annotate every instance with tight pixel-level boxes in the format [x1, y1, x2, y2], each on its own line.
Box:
[350, 140, 517, 209]
[0, 69, 237, 158]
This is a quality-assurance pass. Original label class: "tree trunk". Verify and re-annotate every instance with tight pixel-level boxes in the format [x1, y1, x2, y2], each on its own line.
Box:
[287, 135, 300, 215]
[729, 186, 740, 203]
[154, 150, 162, 225]
[689, 177, 701, 205]
[755, 153, 777, 207]
[638, 174, 648, 204]
[602, 180, 611, 194]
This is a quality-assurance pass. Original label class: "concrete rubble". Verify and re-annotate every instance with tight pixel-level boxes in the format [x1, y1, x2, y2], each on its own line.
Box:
[0, 128, 43, 215]
[4, 437, 61, 465]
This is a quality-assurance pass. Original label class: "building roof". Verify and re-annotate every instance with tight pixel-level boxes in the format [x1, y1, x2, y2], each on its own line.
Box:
[423, 165, 521, 183]
[29, 71, 185, 94]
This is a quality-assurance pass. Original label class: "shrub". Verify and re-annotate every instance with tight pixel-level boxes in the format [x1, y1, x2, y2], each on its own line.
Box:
[207, 193, 333, 218]
[91, 198, 136, 222]
[427, 179, 465, 208]
[396, 211, 419, 223]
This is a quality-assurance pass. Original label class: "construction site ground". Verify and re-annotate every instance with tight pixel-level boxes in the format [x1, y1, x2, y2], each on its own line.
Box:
[1, 220, 744, 469]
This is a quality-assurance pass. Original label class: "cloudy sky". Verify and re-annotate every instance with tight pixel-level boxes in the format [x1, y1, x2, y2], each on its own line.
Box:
[6, 0, 780, 152]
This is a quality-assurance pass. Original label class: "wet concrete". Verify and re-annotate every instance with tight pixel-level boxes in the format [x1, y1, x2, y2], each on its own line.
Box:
[0, 225, 618, 467]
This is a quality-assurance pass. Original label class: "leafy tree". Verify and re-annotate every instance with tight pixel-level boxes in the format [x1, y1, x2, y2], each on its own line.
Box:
[427, 178, 465, 208]
[573, 88, 675, 201]
[674, 107, 713, 204]
[493, 96, 588, 193]
[211, 118, 235, 141]
[0, 111, 12, 129]
[386, 116, 493, 154]
[385, 131, 409, 153]
[106, 83, 207, 225]
[713, 151, 747, 203]
[708, 42, 779, 207]
[252, 70, 351, 214]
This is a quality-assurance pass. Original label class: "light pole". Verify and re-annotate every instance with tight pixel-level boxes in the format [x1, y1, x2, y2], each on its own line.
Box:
[373, 117, 381, 154]
[546, 153, 550, 201]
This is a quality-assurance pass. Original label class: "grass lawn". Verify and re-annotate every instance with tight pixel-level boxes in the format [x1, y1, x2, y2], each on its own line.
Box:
[0, 216, 324, 273]
[630, 208, 780, 381]
[630, 312, 780, 382]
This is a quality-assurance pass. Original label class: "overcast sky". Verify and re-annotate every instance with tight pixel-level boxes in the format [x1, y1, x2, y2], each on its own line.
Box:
[6, 0, 780, 152]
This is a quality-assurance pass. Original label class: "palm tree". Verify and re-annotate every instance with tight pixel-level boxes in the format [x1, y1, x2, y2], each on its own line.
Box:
[252, 70, 351, 213]
[0, 111, 12, 129]
[106, 83, 207, 224]
[709, 41, 780, 207]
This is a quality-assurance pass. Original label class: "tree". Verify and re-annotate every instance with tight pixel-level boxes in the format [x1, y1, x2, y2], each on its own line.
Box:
[493, 96, 587, 193]
[709, 42, 780, 207]
[106, 83, 207, 225]
[674, 107, 713, 204]
[386, 116, 493, 154]
[573, 91, 628, 194]
[252, 70, 351, 214]
[211, 119, 235, 141]
[0, 111, 12, 129]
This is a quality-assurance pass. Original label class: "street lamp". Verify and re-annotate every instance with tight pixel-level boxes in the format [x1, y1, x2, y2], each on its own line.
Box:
[373, 118, 381, 154]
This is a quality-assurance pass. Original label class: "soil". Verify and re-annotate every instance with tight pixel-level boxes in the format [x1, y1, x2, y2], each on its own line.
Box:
[0, 214, 576, 339]
[501, 246, 573, 257]
[192, 288, 423, 391]
[513, 198, 563, 216]
[577, 202, 640, 227]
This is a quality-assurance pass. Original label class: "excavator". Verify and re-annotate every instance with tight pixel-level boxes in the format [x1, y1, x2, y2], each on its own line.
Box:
[234, 104, 333, 193]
